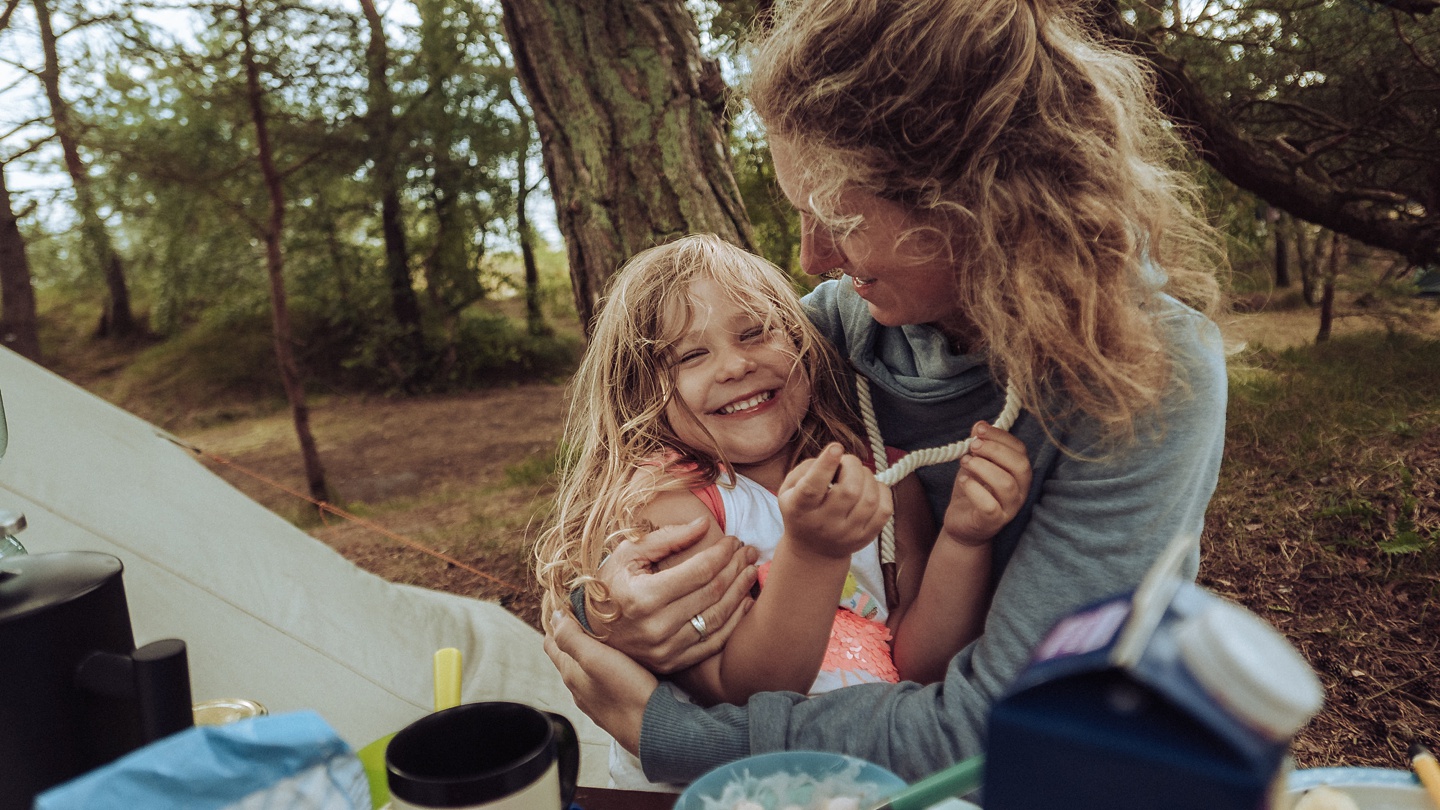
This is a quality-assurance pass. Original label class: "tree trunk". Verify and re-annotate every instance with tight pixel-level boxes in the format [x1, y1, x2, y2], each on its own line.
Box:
[33, 0, 139, 339]
[497, 0, 754, 332]
[1316, 233, 1345, 343]
[1292, 220, 1323, 307]
[1273, 211, 1291, 290]
[358, 0, 426, 384]
[1274, 229, 1290, 290]
[0, 163, 41, 362]
[508, 85, 547, 336]
[238, 0, 328, 506]
[518, 164, 546, 337]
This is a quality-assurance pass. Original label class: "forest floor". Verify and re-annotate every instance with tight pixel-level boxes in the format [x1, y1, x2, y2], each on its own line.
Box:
[51, 298, 1440, 773]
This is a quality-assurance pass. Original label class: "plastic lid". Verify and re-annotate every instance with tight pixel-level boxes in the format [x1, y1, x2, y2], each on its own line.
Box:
[0, 509, 23, 536]
[0, 551, 123, 623]
[1175, 597, 1324, 740]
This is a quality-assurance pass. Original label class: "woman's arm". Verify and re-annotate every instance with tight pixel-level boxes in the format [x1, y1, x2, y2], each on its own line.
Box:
[545, 611, 657, 755]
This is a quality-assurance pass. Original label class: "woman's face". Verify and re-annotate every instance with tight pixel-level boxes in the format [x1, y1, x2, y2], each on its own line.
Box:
[770, 134, 964, 329]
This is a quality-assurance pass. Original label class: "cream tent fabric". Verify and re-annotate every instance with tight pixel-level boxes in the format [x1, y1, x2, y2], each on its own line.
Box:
[0, 347, 612, 786]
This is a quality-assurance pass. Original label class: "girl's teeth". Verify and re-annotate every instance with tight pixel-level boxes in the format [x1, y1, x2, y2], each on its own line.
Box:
[719, 391, 773, 415]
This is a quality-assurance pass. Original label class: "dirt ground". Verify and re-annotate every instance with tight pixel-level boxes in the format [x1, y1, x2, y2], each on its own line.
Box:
[172, 304, 1437, 772]
[184, 386, 566, 627]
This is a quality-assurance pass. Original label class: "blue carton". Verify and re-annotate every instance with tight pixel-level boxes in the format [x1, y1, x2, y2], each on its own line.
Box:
[985, 578, 1322, 810]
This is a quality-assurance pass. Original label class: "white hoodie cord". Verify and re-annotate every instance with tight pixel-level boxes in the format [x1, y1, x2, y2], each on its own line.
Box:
[856, 374, 1023, 572]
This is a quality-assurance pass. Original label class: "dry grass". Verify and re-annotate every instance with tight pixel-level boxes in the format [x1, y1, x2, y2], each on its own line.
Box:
[1204, 329, 1440, 768]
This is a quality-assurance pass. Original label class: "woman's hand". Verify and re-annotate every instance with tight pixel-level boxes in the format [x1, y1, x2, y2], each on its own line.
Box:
[942, 422, 1033, 546]
[545, 612, 658, 755]
[778, 443, 894, 558]
[585, 518, 759, 673]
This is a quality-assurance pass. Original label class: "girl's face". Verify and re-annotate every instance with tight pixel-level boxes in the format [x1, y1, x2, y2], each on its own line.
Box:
[770, 134, 964, 330]
[663, 279, 813, 490]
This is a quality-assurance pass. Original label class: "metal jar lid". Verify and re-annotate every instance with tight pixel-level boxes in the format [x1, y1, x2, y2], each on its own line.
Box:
[192, 698, 269, 726]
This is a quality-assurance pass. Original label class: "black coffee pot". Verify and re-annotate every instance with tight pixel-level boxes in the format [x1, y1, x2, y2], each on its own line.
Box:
[0, 551, 194, 810]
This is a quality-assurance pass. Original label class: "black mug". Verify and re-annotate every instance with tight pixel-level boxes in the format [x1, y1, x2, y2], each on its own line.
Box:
[386, 702, 578, 810]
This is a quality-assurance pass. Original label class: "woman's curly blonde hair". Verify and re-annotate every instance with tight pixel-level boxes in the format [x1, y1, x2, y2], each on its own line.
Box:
[747, 0, 1225, 445]
[535, 234, 865, 631]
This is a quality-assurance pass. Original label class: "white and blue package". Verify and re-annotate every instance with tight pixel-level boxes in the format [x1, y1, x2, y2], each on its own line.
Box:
[35, 710, 371, 810]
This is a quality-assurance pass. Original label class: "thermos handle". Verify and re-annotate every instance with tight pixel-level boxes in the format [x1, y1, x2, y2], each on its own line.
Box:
[546, 711, 579, 809]
[76, 638, 194, 743]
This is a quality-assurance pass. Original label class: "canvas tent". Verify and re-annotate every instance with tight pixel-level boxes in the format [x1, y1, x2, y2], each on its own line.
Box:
[0, 346, 612, 786]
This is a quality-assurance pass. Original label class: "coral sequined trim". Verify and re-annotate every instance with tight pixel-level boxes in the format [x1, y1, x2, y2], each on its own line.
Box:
[757, 562, 900, 683]
[823, 607, 899, 682]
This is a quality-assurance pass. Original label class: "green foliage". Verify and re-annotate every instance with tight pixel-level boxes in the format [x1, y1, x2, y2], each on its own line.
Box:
[1225, 331, 1440, 563]
[1189, 160, 1271, 293]
[103, 309, 287, 426]
[438, 308, 581, 387]
[83, 299, 580, 429]
[488, 246, 577, 321]
[14, 0, 557, 396]
[731, 127, 803, 276]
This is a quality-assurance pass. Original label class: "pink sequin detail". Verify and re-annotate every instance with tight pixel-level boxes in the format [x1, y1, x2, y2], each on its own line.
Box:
[757, 563, 900, 683]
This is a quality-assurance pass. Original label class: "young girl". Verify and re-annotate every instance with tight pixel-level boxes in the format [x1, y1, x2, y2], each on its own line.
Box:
[536, 234, 1030, 783]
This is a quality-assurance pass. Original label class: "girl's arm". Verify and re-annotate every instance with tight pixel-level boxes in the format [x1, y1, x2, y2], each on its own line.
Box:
[891, 423, 1032, 683]
[666, 446, 893, 705]
[645, 483, 845, 705]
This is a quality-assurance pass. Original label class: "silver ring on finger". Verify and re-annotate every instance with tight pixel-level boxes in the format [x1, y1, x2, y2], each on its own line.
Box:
[690, 613, 709, 642]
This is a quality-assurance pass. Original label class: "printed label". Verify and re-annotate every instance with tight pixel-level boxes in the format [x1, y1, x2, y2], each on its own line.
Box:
[1032, 599, 1131, 662]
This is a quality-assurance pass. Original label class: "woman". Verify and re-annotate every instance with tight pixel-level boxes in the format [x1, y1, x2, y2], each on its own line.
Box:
[544, 0, 1228, 784]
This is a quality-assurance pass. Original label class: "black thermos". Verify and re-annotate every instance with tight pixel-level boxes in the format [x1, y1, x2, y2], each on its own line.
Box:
[0, 552, 193, 810]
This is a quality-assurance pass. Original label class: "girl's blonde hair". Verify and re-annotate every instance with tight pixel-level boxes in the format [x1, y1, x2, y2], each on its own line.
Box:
[747, 0, 1225, 444]
[536, 234, 864, 630]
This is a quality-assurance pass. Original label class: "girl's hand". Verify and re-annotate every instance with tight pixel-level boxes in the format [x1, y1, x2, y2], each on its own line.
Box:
[942, 422, 1033, 546]
[778, 443, 893, 558]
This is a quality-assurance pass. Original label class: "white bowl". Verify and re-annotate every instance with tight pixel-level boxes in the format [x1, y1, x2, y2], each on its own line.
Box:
[1288, 768, 1430, 810]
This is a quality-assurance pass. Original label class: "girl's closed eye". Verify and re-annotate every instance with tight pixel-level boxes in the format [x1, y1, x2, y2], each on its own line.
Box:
[674, 348, 707, 366]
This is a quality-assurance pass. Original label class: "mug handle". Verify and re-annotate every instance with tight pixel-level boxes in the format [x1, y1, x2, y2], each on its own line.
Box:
[546, 712, 579, 809]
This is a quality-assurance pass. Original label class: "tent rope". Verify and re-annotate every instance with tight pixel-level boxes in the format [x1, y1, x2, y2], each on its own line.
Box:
[162, 435, 529, 597]
[856, 374, 1022, 568]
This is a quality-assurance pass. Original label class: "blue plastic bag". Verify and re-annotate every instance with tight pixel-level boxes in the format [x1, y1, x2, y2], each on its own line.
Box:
[35, 711, 370, 810]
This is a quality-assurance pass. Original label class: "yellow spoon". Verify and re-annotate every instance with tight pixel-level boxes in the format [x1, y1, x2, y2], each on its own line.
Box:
[358, 647, 464, 808]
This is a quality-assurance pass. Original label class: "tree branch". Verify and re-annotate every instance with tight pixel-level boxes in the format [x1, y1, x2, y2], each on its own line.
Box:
[1093, 1, 1440, 264]
[0, 0, 21, 33]
[1394, 12, 1440, 75]
[1367, 0, 1437, 15]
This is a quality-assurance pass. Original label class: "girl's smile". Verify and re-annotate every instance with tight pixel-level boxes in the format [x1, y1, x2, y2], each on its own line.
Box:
[713, 389, 776, 415]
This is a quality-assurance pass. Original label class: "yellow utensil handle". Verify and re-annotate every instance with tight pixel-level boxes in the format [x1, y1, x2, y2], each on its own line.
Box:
[433, 647, 462, 711]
